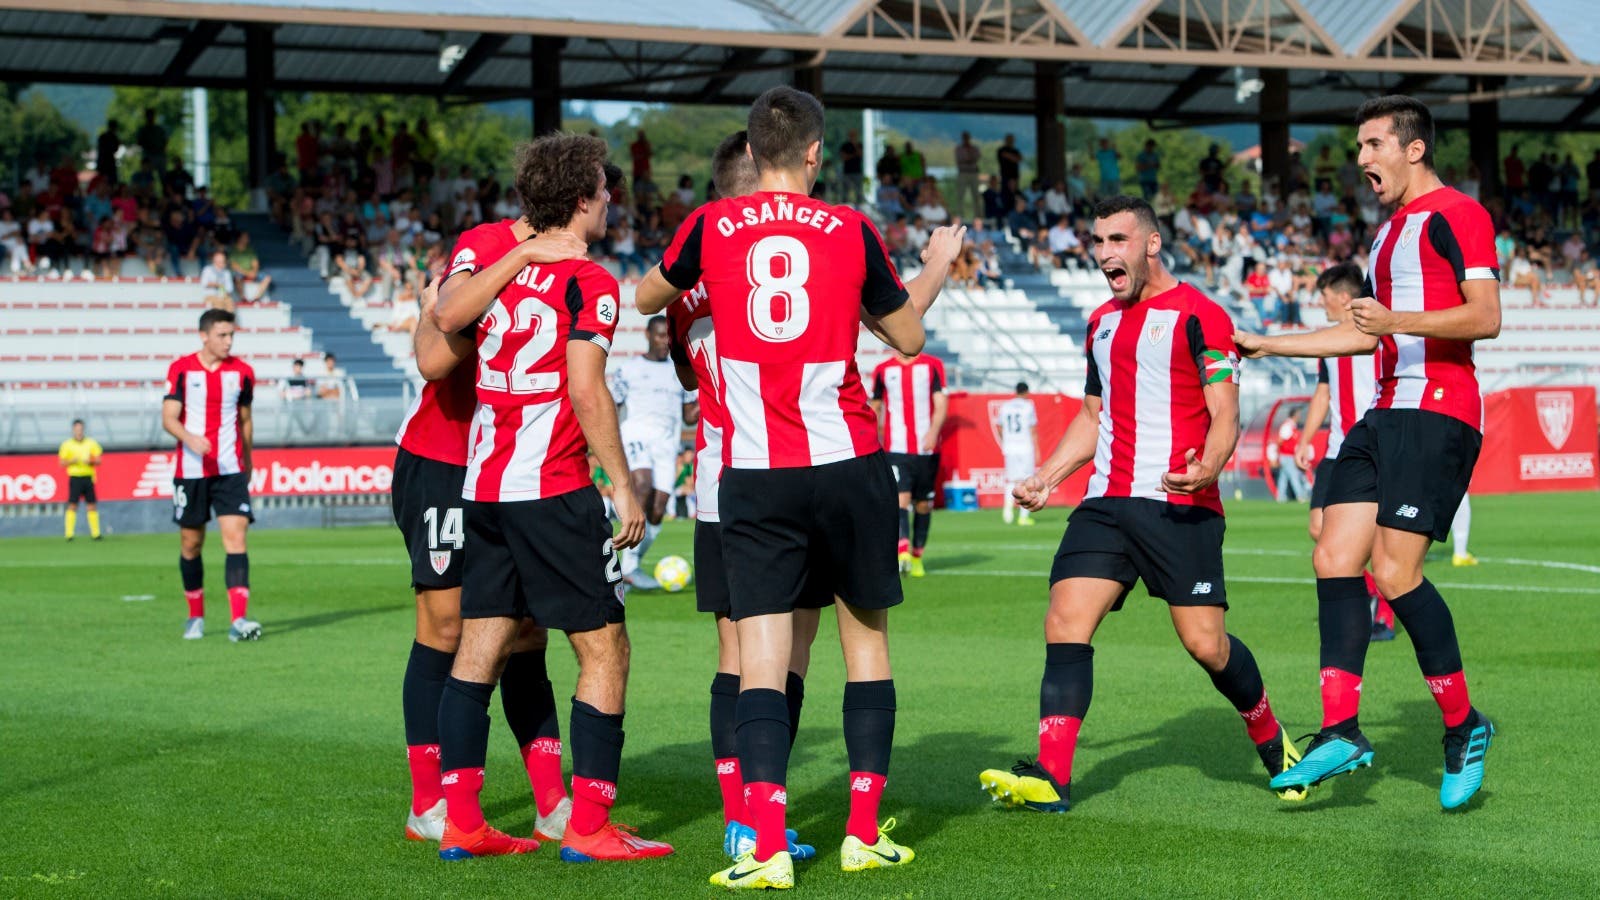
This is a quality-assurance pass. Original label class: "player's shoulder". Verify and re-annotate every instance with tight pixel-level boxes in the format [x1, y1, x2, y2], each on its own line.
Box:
[1087, 298, 1122, 326]
[1425, 187, 1493, 230]
[452, 218, 516, 255]
[1170, 281, 1231, 320]
[228, 356, 256, 378]
[167, 351, 199, 372]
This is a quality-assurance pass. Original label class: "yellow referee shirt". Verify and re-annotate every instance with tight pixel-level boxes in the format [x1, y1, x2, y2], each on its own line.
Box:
[58, 438, 103, 479]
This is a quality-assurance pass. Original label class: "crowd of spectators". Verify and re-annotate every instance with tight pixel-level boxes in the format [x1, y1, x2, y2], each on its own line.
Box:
[0, 110, 266, 309]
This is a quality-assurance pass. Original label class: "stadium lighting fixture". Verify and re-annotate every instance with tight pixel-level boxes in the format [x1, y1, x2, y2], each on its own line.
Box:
[439, 42, 468, 74]
[1233, 66, 1264, 105]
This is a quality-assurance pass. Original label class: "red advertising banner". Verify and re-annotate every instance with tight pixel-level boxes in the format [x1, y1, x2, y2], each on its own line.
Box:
[936, 392, 1091, 508]
[1471, 386, 1599, 494]
[0, 446, 397, 504]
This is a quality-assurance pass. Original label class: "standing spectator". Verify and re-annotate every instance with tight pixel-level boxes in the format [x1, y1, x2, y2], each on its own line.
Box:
[629, 130, 653, 189]
[1269, 256, 1296, 323]
[954, 131, 982, 220]
[282, 359, 311, 401]
[295, 122, 320, 186]
[1503, 145, 1526, 202]
[839, 129, 864, 205]
[982, 175, 1007, 221]
[1559, 155, 1581, 227]
[1312, 145, 1338, 186]
[1198, 143, 1226, 194]
[200, 250, 237, 311]
[1135, 140, 1161, 200]
[996, 133, 1023, 189]
[1094, 138, 1121, 197]
[317, 354, 343, 400]
[900, 141, 926, 182]
[0, 208, 30, 273]
[1245, 261, 1272, 324]
[1529, 152, 1555, 213]
[1587, 150, 1600, 200]
[165, 156, 195, 199]
[390, 121, 415, 184]
[97, 121, 121, 185]
[875, 142, 900, 182]
[136, 108, 167, 176]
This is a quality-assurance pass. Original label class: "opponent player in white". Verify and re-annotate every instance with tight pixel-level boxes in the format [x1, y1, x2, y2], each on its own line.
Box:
[610, 318, 697, 589]
[996, 382, 1039, 526]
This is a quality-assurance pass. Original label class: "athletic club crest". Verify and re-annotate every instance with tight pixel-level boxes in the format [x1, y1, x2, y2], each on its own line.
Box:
[1145, 323, 1168, 345]
[1536, 391, 1574, 449]
[429, 550, 452, 575]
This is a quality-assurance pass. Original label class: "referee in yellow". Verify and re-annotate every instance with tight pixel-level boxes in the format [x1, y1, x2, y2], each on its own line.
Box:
[59, 418, 103, 541]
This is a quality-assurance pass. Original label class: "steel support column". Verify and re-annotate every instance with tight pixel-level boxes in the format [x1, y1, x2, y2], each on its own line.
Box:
[1258, 69, 1290, 201]
[1034, 62, 1065, 185]
[532, 36, 564, 136]
[244, 24, 275, 207]
[1468, 76, 1503, 203]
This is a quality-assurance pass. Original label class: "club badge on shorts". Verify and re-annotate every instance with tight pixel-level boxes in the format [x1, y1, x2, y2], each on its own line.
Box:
[430, 550, 452, 575]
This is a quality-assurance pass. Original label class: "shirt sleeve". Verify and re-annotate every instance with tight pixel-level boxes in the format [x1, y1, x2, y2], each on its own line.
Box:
[58, 442, 71, 463]
[666, 304, 692, 368]
[89, 440, 103, 458]
[1187, 301, 1240, 386]
[567, 265, 622, 353]
[929, 358, 946, 393]
[446, 225, 499, 279]
[871, 363, 887, 401]
[1083, 321, 1103, 397]
[659, 210, 707, 291]
[1429, 199, 1500, 282]
[237, 368, 254, 407]
[860, 219, 910, 317]
[1317, 359, 1330, 384]
[163, 359, 184, 402]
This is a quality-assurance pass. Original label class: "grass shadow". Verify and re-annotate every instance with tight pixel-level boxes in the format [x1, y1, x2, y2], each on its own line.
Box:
[267, 604, 394, 636]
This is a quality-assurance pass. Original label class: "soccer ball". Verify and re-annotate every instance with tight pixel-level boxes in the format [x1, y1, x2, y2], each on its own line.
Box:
[653, 555, 693, 593]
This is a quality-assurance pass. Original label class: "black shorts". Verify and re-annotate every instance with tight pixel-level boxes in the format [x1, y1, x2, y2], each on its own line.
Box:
[1323, 408, 1481, 542]
[67, 476, 97, 504]
[694, 519, 835, 616]
[172, 473, 254, 528]
[460, 486, 624, 632]
[887, 452, 940, 501]
[1309, 458, 1336, 510]
[720, 452, 902, 621]
[391, 448, 467, 590]
[1049, 497, 1227, 609]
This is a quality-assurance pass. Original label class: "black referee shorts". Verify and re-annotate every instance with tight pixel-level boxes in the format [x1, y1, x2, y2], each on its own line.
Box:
[67, 475, 97, 505]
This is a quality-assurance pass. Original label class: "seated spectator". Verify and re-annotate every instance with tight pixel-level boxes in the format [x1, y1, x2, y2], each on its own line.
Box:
[875, 174, 905, 219]
[1269, 256, 1297, 324]
[950, 243, 980, 287]
[636, 211, 667, 265]
[229, 232, 273, 301]
[1047, 215, 1086, 269]
[975, 240, 1003, 288]
[380, 280, 420, 333]
[0, 208, 32, 273]
[335, 236, 374, 299]
[905, 214, 930, 262]
[199, 250, 237, 311]
[313, 211, 341, 277]
[373, 228, 412, 299]
[90, 216, 117, 279]
[27, 208, 61, 273]
[915, 182, 949, 226]
[1571, 248, 1600, 307]
[317, 353, 343, 400]
[1043, 181, 1070, 218]
[163, 208, 199, 275]
[610, 217, 648, 280]
[1507, 245, 1546, 307]
[982, 175, 1006, 221]
[134, 210, 165, 276]
[1245, 261, 1272, 324]
[884, 214, 912, 268]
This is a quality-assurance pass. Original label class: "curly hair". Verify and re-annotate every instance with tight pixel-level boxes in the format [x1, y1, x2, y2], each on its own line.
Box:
[514, 134, 609, 232]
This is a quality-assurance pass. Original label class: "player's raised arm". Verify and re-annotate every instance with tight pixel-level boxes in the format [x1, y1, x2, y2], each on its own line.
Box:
[433, 231, 586, 333]
[413, 277, 475, 381]
[903, 223, 966, 317]
[1234, 317, 1378, 359]
[860, 221, 925, 356]
[1352, 277, 1500, 341]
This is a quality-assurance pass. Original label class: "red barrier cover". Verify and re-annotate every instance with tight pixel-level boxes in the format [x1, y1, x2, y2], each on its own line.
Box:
[0, 446, 398, 504]
[1471, 386, 1598, 494]
[936, 392, 1091, 508]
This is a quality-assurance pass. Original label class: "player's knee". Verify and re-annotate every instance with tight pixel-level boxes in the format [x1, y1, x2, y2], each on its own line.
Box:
[1369, 557, 1420, 599]
[1180, 630, 1228, 671]
[913, 500, 933, 514]
[420, 615, 462, 652]
[1311, 541, 1359, 578]
[511, 622, 549, 652]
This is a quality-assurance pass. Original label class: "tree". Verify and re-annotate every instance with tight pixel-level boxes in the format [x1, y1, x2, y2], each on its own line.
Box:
[0, 91, 88, 187]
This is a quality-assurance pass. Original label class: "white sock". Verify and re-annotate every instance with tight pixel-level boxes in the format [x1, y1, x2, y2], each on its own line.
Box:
[621, 545, 640, 576]
[1003, 489, 1016, 519]
[636, 521, 661, 565]
[1452, 495, 1472, 557]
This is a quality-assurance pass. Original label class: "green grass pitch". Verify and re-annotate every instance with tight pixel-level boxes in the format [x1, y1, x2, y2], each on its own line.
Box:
[4, 493, 1600, 898]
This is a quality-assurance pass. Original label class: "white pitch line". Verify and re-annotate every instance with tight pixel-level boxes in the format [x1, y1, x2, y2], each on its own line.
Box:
[969, 543, 1600, 576]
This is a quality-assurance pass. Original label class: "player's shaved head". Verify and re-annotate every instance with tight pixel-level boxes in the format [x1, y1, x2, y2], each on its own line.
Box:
[1091, 196, 1160, 235]
[1015, 382, 1030, 395]
[747, 87, 824, 173]
[1315, 262, 1364, 298]
[647, 315, 668, 333]
[712, 130, 758, 197]
[514, 133, 609, 232]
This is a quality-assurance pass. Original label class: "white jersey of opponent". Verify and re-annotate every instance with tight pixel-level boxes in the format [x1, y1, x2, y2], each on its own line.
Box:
[996, 397, 1037, 455]
[611, 354, 693, 443]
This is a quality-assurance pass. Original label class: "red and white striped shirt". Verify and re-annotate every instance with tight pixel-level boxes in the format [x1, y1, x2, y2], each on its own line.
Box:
[395, 220, 520, 466]
[668, 281, 724, 522]
[659, 192, 908, 469]
[462, 259, 621, 502]
[872, 354, 945, 455]
[164, 353, 255, 479]
[1082, 283, 1237, 514]
[1317, 355, 1378, 459]
[1367, 186, 1497, 431]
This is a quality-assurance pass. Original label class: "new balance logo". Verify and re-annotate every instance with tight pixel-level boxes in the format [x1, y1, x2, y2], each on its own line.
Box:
[1191, 582, 1213, 595]
[1396, 504, 1420, 519]
[851, 776, 875, 793]
[716, 761, 737, 775]
[1096, 328, 1112, 341]
[770, 789, 788, 806]
[441, 772, 459, 785]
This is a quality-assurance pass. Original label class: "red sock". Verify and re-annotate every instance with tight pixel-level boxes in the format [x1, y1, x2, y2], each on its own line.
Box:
[897, 538, 910, 555]
[1320, 667, 1363, 728]
[715, 757, 746, 825]
[407, 744, 443, 815]
[1425, 671, 1472, 728]
[846, 772, 886, 844]
[1363, 570, 1382, 600]
[1239, 690, 1282, 745]
[185, 589, 204, 618]
[570, 776, 616, 836]
[1037, 715, 1082, 785]
[911, 547, 924, 558]
[742, 782, 788, 861]
[227, 586, 249, 620]
[520, 738, 566, 816]
[440, 767, 485, 832]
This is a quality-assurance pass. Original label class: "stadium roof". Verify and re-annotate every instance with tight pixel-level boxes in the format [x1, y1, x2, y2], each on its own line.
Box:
[3, 0, 1600, 128]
